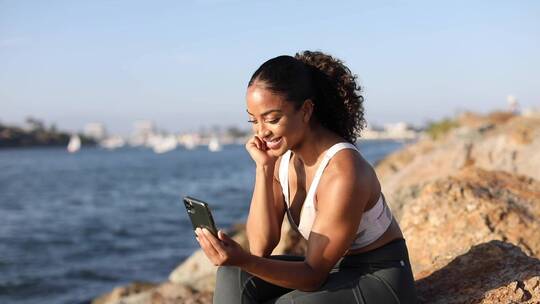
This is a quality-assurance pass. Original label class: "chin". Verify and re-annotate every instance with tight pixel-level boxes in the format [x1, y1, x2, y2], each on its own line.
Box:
[267, 148, 283, 158]
[270, 144, 289, 157]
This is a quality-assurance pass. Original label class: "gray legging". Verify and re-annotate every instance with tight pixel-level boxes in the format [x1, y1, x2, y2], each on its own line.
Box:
[213, 238, 418, 303]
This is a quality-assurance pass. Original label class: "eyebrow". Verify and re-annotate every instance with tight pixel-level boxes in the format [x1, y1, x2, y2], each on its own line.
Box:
[246, 109, 283, 116]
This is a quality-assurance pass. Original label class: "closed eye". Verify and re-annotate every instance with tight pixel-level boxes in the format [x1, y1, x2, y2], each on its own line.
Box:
[265, 117, 280, 124]
[248, 117, 280, 124]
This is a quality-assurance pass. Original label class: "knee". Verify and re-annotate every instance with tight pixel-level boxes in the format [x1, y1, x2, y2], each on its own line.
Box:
[215, 265, 243, 293]
[216, 265, 241, 283]
[214, 266, 244, 304]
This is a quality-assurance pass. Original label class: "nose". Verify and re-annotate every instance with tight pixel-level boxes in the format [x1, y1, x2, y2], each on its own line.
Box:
[256, 123, 271, 138]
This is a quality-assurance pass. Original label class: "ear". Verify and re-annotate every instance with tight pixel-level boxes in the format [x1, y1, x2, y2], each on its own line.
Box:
[301, 99, 314, 123]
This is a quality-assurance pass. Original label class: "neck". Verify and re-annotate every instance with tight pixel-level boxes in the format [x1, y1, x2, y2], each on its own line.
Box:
[291, 124, 342, 167]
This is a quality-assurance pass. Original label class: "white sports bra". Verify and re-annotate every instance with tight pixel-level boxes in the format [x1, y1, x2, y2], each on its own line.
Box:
[278, 142, 394, 250]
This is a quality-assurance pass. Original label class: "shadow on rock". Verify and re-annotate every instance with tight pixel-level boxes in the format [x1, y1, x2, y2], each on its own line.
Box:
[416, 240, 540, 304]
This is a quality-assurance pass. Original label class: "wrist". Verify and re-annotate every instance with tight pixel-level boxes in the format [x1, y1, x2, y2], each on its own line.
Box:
[256, 164, 275, 175]
[238, 252, 256, 269]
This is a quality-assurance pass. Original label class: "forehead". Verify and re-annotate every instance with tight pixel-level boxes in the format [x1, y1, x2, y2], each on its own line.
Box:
[246, 85, 291, 115]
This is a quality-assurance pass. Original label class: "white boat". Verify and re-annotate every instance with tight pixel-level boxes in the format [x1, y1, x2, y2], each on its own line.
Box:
[67, 135, 81, 153]
[208, 137, 222, 152]
[152, 135, 178, 154]
[182, 136, 198, 150]
[184, 140, 197, 150]
[99, 135, 125, 150]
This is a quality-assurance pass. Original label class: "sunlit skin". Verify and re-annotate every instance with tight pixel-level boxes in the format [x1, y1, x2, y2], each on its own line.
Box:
[195, 82, 404, 291]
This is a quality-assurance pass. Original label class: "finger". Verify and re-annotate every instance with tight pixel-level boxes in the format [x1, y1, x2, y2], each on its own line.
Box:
[253, 136, 262, 149]
[203, 228, 227, 256]
[260, 139, 268, 151]
[247, 140, 259, 151]
[255, 136, 268, 151]
[197, 229, 220, 258]
[218, 230, 233, 244]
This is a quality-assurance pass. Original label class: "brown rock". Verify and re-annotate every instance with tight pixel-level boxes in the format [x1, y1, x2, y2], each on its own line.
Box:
[150, 282, 212, 304]
[374, 138, 433, 177]
[416, 240, 540, 304]
[92, 282, 157, 304]
[457, 111, 516, 129]
[400, 167, 540, 277]
[92, 282, 212, 304]
[375, 114, 540, 219]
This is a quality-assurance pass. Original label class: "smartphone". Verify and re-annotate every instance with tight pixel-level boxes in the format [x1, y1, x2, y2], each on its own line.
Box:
[183, 196, 219, 237]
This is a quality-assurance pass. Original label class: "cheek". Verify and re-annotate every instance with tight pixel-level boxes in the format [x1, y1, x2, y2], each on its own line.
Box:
[272, 123, 285, 134]
[282, 118, 303, 136]
[288, 122, 308, 147]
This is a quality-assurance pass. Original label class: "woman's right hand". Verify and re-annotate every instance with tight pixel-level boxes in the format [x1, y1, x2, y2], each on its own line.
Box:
[245, 135, 278, 168]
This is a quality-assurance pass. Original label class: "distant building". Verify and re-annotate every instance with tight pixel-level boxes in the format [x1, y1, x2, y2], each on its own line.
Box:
[178, 133, 201, 149]
[133, 120, 155, 136]
[84, 122, 107, 140]
[361, 122, 419, 140]
[130, 120, 156, 146]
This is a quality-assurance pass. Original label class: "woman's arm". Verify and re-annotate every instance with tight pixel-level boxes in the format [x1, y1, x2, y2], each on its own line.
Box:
[245, 160, 286, 257]
[197, 150, 371, 291]
[244, 135, 286, 257]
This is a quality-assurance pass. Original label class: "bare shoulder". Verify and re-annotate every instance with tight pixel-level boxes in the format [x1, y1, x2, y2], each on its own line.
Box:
[315, 147, 379, 208]
[322, 148, 374, 184]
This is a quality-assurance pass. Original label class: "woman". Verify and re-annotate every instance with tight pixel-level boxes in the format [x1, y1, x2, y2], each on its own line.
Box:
[195, 51, 418, 303]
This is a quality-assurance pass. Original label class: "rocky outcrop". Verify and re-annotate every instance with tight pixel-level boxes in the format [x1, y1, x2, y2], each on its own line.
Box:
[377, 112, 540, 303]
[400, 167, 540, 277]
[375, 114, 540, 220]
[93, 282, 158, 304]
[92, 281, 212, 304]
[416, 240, 540, 304]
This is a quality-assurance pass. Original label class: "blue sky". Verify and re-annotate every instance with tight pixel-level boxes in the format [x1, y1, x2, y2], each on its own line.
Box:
[1, 0, 539, 135]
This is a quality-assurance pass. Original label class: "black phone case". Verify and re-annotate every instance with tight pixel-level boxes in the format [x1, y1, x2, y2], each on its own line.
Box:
[183, 196, 218, 237]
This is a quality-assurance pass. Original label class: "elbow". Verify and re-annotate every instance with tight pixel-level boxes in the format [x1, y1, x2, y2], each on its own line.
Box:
[247, 234, 279, 257]
[297, 265, 328, 292]
[299, 276, 326, 292]
[250, 248, 273, 258]
[248, 242, 272, 257]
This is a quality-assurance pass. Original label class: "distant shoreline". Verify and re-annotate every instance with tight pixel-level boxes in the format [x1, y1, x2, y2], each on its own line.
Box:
[0, 138, 412, 151]
[0, 121, 96, 149]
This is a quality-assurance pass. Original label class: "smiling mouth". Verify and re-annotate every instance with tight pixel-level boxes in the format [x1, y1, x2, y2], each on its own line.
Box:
[264, 137, 282, 149]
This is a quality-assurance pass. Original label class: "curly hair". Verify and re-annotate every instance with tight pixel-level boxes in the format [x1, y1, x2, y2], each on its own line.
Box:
[248, 51, 365, 143]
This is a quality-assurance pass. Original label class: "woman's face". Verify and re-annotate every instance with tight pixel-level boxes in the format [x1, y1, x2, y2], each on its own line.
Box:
[246, 84, 309, 157]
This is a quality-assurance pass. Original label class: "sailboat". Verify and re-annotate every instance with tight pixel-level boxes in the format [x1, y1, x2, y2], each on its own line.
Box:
[152, 135, 178, 154]
[208, 137, 222, 152]
[67, 135, 81, 153]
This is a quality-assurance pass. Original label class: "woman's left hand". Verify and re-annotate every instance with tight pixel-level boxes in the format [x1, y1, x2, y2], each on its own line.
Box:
[195, 228, 250, 267]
